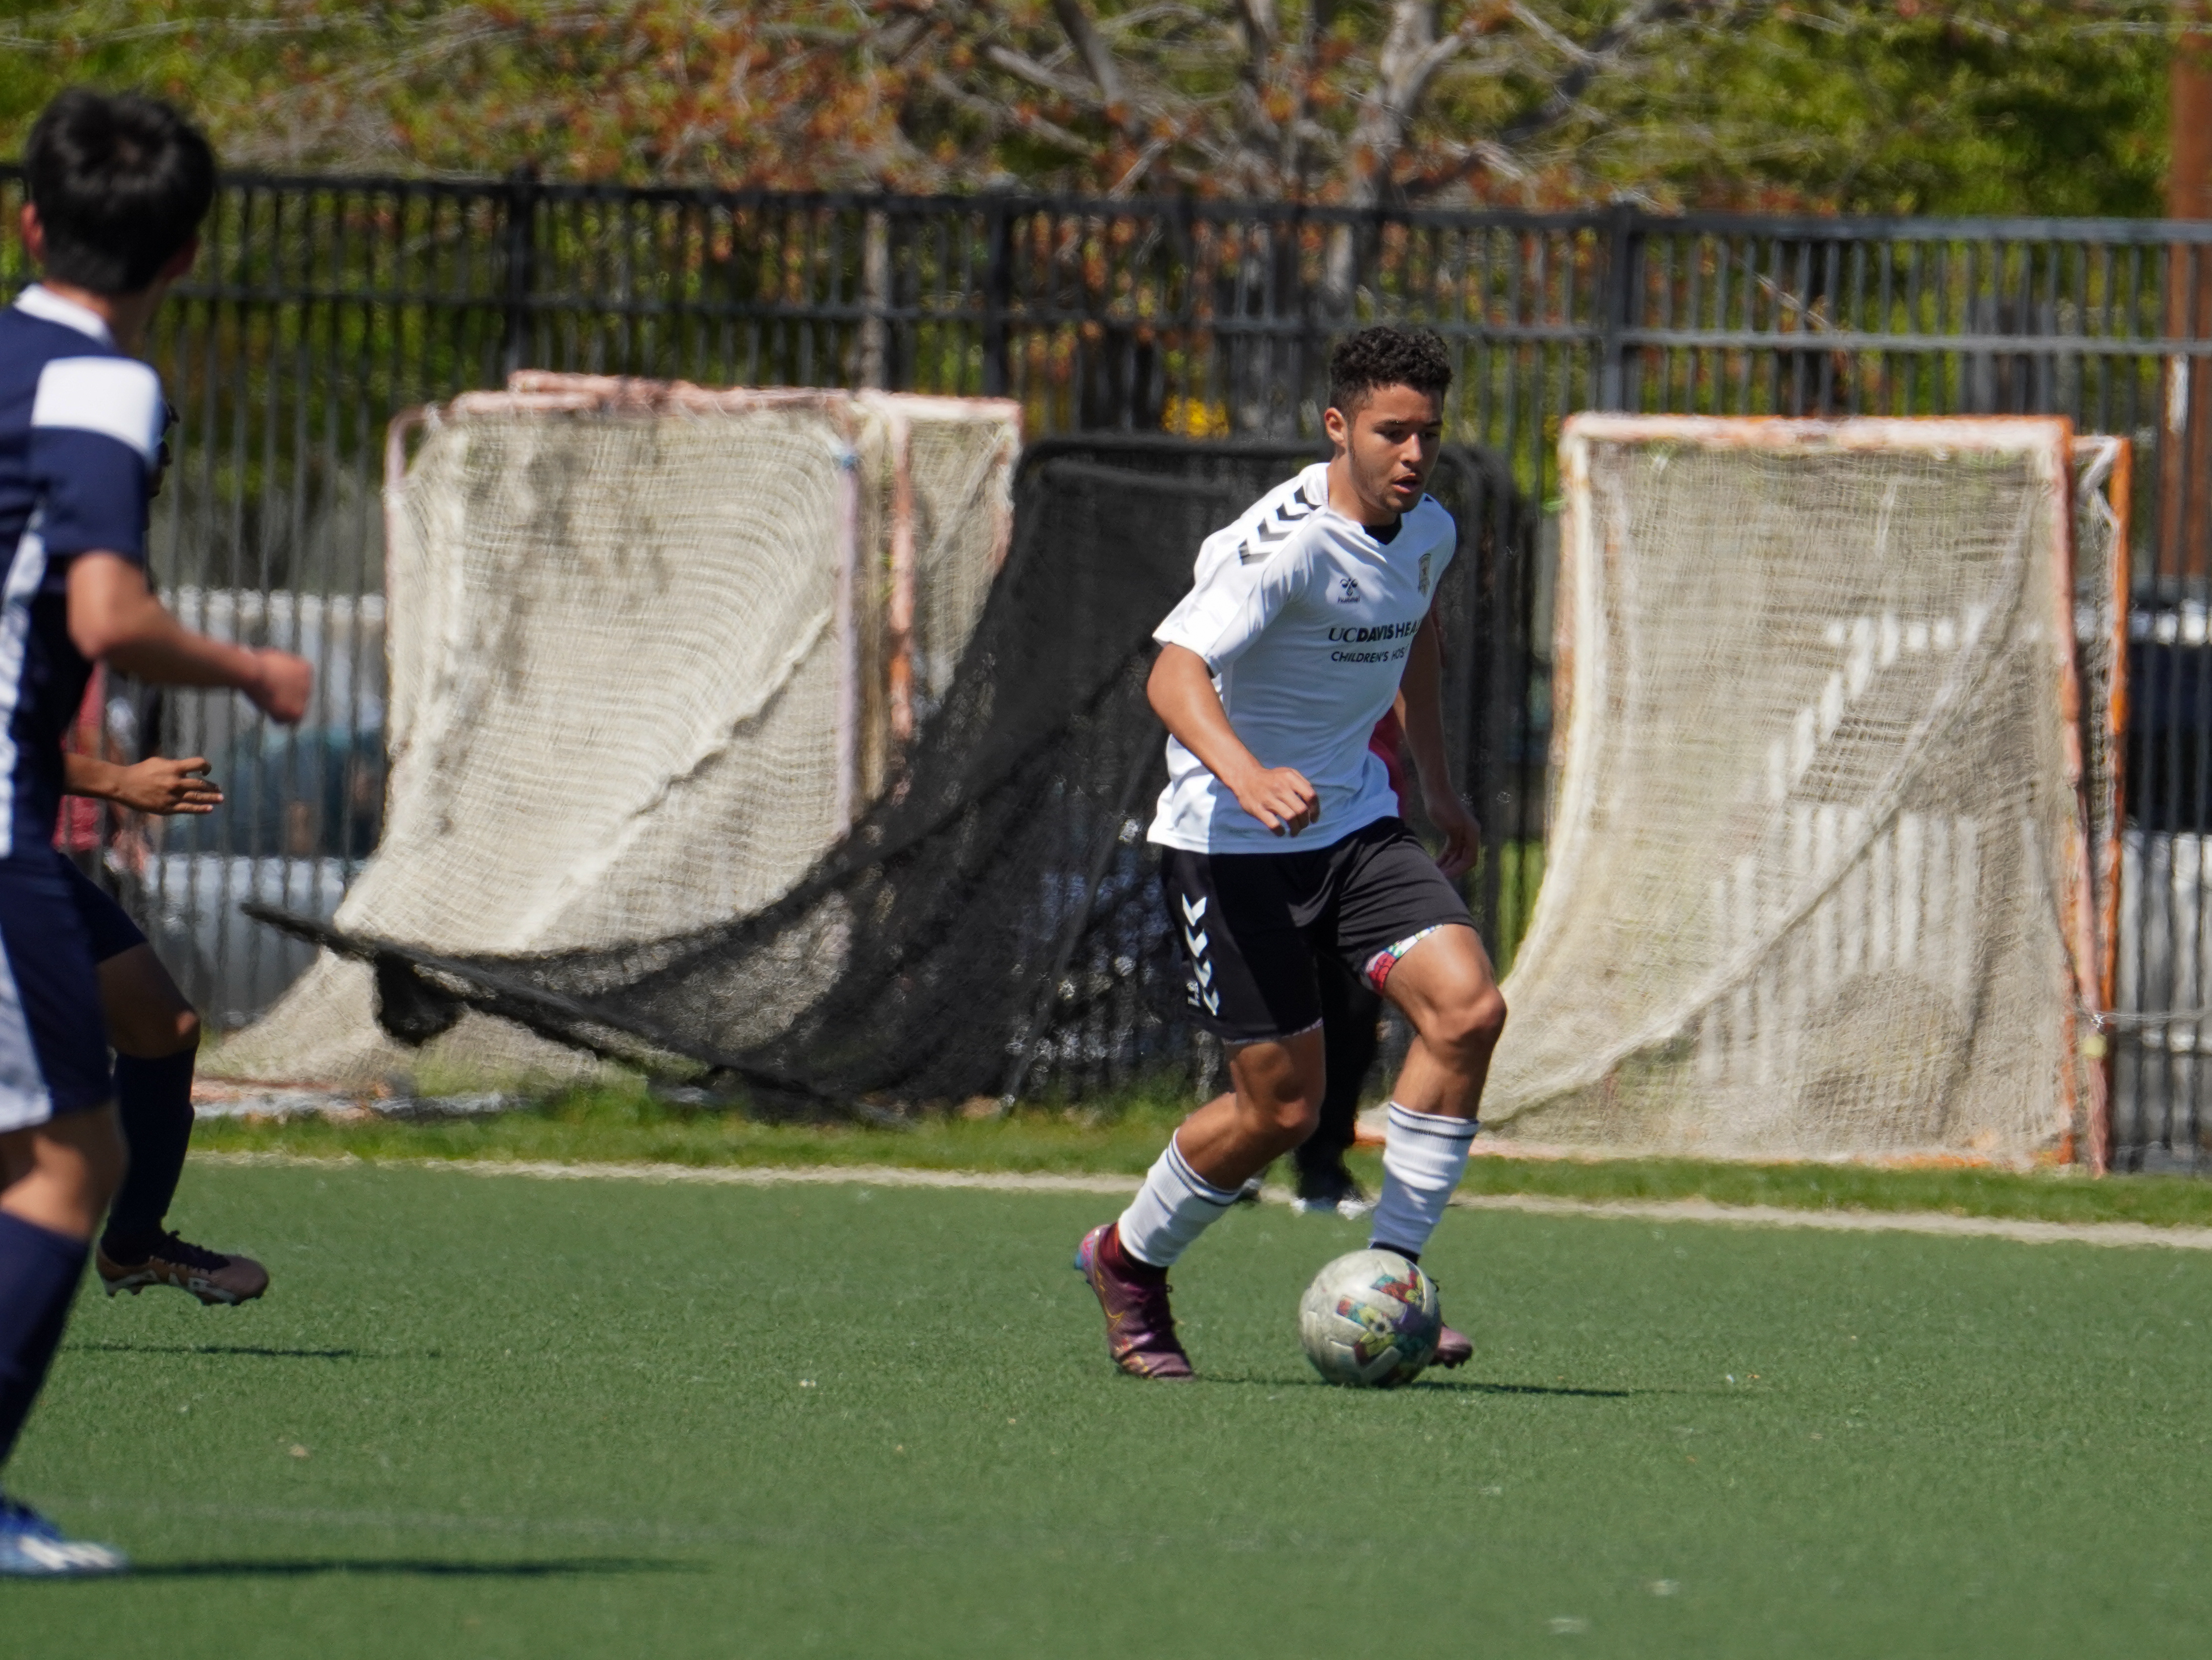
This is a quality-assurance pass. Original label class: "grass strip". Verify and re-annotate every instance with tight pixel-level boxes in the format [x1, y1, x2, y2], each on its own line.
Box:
[191, 1076, 2212, 1231]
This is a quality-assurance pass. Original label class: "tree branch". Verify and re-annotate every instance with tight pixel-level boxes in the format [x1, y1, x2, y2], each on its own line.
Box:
[1051, 0, 1132, 111]
[1494, 0, 1698, 152]
[982, 42, 1095, 101]
[1345, 0, 1475, 205]
[925, 69, 1098, 156]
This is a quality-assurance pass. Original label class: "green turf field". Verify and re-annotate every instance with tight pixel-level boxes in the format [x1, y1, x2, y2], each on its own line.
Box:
[10, 1158, 2212, 1658]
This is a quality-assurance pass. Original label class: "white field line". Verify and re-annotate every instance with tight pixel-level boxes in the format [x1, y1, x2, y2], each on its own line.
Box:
[193, 1150, 1142, 1198]
[190, 1151, 2212, 1252]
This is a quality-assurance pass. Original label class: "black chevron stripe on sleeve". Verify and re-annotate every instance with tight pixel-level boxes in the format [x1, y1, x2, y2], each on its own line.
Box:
[1237, 482, 1317, 561]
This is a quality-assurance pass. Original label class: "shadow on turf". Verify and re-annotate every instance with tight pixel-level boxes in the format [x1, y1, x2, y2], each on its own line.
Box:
[1435, 1379, 1636, 1399]
[66, 1342, 380, 1362]
[119, 1557, 695, 1580]
[1197, 1371, 1639, 1398]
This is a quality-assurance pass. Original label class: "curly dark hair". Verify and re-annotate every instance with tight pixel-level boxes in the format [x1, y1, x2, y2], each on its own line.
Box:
[1326, 325, 1453, 415]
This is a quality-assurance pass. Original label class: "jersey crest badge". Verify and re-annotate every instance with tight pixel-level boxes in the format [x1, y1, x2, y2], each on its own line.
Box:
[1417, 550, 1433, 596]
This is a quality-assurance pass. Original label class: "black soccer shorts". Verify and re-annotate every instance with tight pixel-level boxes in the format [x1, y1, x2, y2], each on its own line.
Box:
[1157, 816, 1475, 1046]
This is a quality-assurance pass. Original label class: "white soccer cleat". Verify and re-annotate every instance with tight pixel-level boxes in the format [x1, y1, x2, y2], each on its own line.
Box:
[0, 1498, 127, 1577]
[1291, 1160, 1374, 1221]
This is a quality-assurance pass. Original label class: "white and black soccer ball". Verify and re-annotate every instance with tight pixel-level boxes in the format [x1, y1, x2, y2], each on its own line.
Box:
[1298, 1249, 1442, 1388]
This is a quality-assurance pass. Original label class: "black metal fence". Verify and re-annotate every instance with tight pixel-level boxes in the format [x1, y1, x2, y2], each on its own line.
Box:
[10, 166, 2212, 1166]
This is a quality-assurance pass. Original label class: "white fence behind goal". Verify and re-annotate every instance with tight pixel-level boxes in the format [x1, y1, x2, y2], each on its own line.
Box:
[210, 377, 1018, 1089]
[1485, 416, 2108, 1164]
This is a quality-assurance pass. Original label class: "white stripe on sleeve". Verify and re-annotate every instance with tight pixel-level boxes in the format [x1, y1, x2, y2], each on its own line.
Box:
[31, 356, 163, 461]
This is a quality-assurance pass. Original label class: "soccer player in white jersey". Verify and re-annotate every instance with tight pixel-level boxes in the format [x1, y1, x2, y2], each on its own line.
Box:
[0, 90, 311, 1575]
[1075, 326, 1505, 1379]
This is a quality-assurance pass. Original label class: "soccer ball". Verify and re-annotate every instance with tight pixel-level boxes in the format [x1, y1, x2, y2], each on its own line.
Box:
[1298, 1250, 1442, 1388]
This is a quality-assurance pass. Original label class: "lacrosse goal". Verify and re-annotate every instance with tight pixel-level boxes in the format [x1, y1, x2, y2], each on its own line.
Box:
[210, 376, 1019, 1089]
[1484, 415, 2119, 1166]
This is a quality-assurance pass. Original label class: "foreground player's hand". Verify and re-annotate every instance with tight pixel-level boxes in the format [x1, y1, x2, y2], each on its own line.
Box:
[1234, 765, 1320, 837]
[249, 648, 314, 724]
[112, 756, 222, 815]
[1427, 786, 1482, 878]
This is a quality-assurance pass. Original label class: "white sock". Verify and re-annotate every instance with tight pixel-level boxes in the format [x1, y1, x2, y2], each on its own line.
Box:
[1368, 1102, 1478, 1259]
[1116, 1134, 1241, 1267]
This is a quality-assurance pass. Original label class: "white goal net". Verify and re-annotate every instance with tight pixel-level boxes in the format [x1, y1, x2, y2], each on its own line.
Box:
[1484, 416, 2109, 1164]
[210, 376, 1019, 1090]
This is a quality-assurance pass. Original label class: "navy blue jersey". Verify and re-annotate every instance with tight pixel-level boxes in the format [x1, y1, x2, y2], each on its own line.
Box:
[0, 285, 161, 858]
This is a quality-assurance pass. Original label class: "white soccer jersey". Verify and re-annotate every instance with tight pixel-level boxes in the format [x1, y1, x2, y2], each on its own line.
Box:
[1147, 462, 1455, 854]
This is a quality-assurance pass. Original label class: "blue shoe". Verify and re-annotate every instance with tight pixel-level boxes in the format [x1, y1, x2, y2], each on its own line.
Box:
[0, 1497, 127, 1577]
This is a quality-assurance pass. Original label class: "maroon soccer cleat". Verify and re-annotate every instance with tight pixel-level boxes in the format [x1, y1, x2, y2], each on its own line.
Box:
[98, 1232, 269, 1307]
[1433, 1322, 1473, 1369]
[1074, 1223, 1194, 1380]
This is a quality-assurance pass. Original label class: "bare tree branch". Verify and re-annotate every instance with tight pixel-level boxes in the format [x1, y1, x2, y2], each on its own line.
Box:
[1344, 0, 1476, 205]
[1051, 0, 1133, 113]
[1495, 0, 1698, 152]
[982, 42, 1095, 101]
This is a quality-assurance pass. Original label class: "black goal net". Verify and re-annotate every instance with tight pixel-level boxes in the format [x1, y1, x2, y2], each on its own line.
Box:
[257, 435, 1535, 1113]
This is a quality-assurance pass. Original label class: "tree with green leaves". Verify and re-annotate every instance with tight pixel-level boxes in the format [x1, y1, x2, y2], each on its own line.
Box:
[0, 2, 2179, 214]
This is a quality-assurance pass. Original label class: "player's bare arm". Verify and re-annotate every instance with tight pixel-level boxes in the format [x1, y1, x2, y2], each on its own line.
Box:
[66, 553, 310, 722]
[61, 751, 221, 815]
[1145, 644, 1319, 836]
[1398, 615, 1482, 878]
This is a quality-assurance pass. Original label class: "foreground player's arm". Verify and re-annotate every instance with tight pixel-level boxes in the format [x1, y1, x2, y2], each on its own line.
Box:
[1148, 645, 1320, 835]
[1400, 613, 1482, 878]
[62, 751, 222, 814]
[66, 553, 311, 722]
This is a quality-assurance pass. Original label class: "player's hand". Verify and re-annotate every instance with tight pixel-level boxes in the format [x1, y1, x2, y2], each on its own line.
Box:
[248, 649, 313, 725]
[1232, 764, 1321, 837]
[110, 755, 222, 815]
[1426, 785, 1483, 878]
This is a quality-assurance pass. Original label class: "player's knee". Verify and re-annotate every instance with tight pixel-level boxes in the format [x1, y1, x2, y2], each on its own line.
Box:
[1431, 985, 1507, 1061]
[1239, 1082, 1321, 1145]
[1275, 1095, 1323, 1146]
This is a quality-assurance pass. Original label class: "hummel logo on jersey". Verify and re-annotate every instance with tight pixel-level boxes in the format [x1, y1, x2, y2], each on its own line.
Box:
[1237, 488, 1320, 564]
[1335, 576, 1361, 603]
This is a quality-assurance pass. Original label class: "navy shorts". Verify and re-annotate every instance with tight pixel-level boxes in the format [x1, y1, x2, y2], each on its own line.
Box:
[1157, 816, 1475, 1046]
[0, 849, 115, 1131]
[57, 853, 148, 963]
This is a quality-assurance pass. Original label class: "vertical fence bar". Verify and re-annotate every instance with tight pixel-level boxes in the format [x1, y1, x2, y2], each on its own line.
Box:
[1598, 203, 1641, 411]
[498, 167, 540, 383]
[981, 196, 1013, 399]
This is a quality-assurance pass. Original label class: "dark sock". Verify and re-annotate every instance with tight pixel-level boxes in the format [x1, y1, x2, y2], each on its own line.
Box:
[103, 1048, 197, 1260]
[0, 1212, 90, 1469]
[1374, 1245, 1420, 1264]
[1102, 1223, 1168, 1285]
